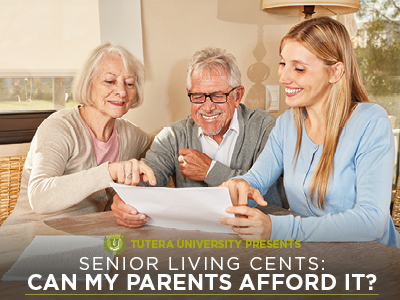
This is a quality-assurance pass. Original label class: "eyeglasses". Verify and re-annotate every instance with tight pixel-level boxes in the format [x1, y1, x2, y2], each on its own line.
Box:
[188, 87, 238, 104]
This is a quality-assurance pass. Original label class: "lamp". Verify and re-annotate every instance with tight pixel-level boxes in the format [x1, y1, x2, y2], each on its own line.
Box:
[262, 0, 359, 19]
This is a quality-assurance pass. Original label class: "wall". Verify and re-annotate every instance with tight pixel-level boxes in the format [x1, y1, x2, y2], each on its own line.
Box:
[126, 0, 298, 135]
[0, 0, 299, 156]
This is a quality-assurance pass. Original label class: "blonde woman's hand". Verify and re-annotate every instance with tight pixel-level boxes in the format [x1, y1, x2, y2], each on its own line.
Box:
[108, 159, 156, 186]
[220, 205, 272, 240]
[220, 179, 267, 206]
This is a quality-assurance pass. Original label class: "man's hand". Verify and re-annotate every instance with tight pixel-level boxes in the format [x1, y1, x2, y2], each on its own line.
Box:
[111, 194, 150, 228]
[108, 159, 157, 186]
[178, 148, 212, 181]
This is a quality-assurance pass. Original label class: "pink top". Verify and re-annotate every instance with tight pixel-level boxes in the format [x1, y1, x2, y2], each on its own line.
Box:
[84, 122, 120, 166]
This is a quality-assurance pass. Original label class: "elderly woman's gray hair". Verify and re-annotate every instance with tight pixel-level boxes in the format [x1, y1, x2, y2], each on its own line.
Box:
[72, 42, 144, 108]
[186, 47, 242, 93]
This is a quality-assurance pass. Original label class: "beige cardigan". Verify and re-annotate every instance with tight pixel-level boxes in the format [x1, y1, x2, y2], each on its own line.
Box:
[3, 106, 150, 226]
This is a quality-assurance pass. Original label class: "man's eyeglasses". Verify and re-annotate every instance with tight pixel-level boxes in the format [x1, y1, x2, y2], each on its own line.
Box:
[188, 87, 238, 104]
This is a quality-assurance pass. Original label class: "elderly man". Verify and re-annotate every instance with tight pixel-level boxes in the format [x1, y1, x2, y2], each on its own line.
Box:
[112, 47, 287, 228]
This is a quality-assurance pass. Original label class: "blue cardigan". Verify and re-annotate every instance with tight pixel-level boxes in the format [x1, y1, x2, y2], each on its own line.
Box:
[241, 103, 400, 248]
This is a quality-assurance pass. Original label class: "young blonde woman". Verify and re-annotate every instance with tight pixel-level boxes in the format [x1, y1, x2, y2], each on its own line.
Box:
[220, 16, 400, 248]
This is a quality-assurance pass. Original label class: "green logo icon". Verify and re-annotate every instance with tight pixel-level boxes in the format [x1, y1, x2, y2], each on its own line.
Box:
[104, 233, 126, 254]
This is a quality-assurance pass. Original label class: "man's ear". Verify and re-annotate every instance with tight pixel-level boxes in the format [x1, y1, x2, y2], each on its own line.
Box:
[329, 62, 345, 84]
[234, 86, 245, 107]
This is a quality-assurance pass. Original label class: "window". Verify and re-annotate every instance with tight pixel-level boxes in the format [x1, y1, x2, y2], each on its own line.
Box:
[354, 0, 400, 184]
[0, 77, 76, 111]
[0, 0, 100, 144]
[0, 0, 143, 144]
[0, 76, 75, 144]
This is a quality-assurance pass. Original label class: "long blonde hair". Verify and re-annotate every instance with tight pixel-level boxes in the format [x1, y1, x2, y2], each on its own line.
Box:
[280, 16, 369, 209]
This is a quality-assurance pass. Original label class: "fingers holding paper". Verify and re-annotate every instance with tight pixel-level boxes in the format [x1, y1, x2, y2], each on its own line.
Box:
[111, 194, 150, 228]
[220, 179, 270, 239]
[220, 179, 267, 206]
[220, 205, 272, 240]
[108, 159, 157, 186]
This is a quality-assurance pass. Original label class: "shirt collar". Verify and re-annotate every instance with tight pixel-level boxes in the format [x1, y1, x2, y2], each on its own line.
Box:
[198, 108, 239, 137]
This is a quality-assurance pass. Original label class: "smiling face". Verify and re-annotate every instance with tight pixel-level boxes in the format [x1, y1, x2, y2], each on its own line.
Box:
[90, 54, 136, 120]
[278, 40, 333, 112]
[190, 69, 242, 143]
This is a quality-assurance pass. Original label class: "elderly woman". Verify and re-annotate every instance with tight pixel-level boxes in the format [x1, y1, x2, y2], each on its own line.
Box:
[3, 42, 154, 226]
[220, 17, 400, 248]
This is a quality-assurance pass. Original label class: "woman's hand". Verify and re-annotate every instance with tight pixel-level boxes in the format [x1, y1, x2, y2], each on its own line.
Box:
[220, 206, 272, 240]
[220, 179, 270, 240]
[108, 159, 156, 186]
[111, 194, 150, 228]
[220, 179, 267, 206]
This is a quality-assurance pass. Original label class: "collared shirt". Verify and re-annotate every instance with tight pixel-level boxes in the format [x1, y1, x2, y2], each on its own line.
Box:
[198, 108, 239, 174]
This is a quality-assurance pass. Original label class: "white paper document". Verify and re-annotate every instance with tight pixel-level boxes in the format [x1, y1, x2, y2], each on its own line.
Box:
[110, 183, 234, 234]
[2, 236, 113, 281]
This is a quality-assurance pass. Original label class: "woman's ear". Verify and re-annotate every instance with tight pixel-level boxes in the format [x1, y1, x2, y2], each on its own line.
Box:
[329, 62, 345, 84]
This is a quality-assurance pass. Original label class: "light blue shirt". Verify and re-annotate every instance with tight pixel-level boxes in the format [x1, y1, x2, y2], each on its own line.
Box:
[239, 103, 400, 248]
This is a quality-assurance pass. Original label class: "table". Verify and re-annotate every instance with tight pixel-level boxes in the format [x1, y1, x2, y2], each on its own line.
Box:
[0, 205, 399, 300]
